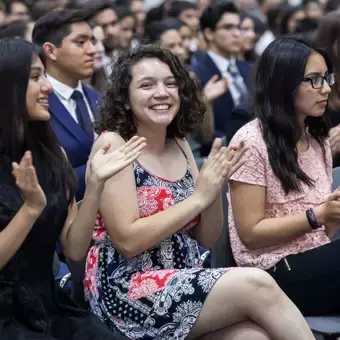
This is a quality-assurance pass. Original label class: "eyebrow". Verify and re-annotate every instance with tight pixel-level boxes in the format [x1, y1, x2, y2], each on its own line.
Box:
[304, 71, 328, 77]
[136, 76, 175, 84]
[72, 34, 93, 40]
[30, 66, 43, 72]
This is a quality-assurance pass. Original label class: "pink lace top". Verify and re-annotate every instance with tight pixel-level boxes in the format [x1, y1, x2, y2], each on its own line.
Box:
[228, 119, 332, 270]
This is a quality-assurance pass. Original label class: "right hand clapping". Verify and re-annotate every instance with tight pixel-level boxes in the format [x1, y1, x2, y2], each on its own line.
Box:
[12, 151, 46, 214]
[194, 138, 247, 208]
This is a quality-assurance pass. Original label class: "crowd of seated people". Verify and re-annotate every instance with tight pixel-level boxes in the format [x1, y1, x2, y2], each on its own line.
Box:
[0, 0, 340, 339]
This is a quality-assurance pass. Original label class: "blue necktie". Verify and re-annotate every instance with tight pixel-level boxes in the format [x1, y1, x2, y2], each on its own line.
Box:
[228, 63, 248, 106]
[71, 90, 94, 140]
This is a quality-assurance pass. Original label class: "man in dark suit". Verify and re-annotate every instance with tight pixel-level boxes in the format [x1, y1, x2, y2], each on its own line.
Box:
[33, 10, 101, 201]
[192, 2, 252, 155]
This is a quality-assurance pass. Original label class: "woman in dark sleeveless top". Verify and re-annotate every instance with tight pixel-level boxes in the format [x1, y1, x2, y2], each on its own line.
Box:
[0, 38, 145, 339]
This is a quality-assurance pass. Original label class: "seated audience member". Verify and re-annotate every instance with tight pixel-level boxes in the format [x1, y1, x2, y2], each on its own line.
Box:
[0, 1, 6, 25]
[145, 0, 172, 27]
[192, 2, 253, 156]
[229, 37, 340, 316]
[314, 11, 340, 167]
[4, 0, 30, 22]
[168, 0, 199, 34]
[32, 10, 101, 201]
[88, 0, 120, 60]
[238, 12, 257, 62]
[116, 0, 145, 38]
[116, 6, 135, 49]
[83, 45, 315, 340]
[0, 38, 144, 340]
[279, 5, 306, 36]
[146, 19, 229, 164]
[83, 23, 108, 94]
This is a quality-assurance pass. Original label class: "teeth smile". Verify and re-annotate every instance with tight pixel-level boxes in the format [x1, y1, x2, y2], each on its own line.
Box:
[38, 99, 48, 104]
[151, 105, 170, 110]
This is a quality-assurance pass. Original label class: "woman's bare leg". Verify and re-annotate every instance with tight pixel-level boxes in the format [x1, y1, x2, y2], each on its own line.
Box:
[198, 321, 271, 340]
[187, 268, 314, 340]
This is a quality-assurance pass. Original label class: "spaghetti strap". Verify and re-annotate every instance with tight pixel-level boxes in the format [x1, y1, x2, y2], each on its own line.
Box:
[175, 139, 188, 160]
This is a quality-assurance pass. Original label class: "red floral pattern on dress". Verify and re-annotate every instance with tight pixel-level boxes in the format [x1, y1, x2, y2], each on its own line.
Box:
[137, 186, 175, 217]
[84, 247, 100, 296]
[84, 155, 228, 340]
[129, 269, 179, 301]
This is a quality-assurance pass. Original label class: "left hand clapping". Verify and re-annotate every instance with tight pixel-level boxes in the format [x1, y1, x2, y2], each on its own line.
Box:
[207, 138, 248, 181]
[88, 136, 146, 184]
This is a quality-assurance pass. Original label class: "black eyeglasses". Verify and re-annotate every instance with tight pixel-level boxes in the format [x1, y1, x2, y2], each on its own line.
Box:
[302, 73, 336, 89]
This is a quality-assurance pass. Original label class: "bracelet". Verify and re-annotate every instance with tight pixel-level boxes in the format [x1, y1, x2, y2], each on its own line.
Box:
[306, 208, 322, 230]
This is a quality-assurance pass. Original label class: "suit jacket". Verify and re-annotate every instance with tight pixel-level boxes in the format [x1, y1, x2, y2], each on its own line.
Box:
[192, 53, 253, 144]
[48, 84, 102, 201]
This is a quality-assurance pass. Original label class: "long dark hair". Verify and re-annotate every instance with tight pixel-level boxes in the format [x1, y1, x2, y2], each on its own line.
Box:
[253, 37, 331, 193]
[0, 39, 76, 204]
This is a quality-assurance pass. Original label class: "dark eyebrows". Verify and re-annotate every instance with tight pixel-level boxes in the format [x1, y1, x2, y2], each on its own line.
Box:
[72, 33, 93, 40]
[304, 71, 328, 77]
[136, 75, 175, 84]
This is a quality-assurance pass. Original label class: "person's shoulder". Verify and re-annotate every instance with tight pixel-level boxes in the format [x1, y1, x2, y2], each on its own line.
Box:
[230, 118, 261, 140]
[92, 131, 126, 154]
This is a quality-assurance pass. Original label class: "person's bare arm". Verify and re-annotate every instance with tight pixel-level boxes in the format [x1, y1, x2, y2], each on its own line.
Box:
[177, 138, 223, 248]
[229, 181, 328, 249]
[96, 133, 227, 259]
[59, 136, 146, 261]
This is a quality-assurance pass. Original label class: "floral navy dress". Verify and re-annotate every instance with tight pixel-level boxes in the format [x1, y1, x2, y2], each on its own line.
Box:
[84, 148, 229, 339]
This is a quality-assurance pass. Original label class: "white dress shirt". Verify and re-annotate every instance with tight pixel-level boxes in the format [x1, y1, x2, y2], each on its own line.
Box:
[46, 74, 95, 124]
[207, 50, 247, 107]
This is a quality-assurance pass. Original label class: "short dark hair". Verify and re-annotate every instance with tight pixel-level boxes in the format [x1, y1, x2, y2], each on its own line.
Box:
[30, 0, 60, 22]
[0, 19, 28, 39]
[200, 2, 238, 32]
[145, 17, 184, 43]
[84, 0, 117, 17]
[32, 9, 93, 48]
[168, 1, 197, 18]
[116, 5, 134, 21]
[95, 45, 205, 140]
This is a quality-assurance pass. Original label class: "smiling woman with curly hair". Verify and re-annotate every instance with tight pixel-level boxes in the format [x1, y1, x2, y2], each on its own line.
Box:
[94, 45, 205, 140]
[84, 44, 312, 340]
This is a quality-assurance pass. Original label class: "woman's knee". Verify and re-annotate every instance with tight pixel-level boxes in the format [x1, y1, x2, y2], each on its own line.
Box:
[221, 268, 281, 304]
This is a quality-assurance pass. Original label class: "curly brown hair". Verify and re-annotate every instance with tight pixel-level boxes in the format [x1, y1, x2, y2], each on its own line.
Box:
[94, 45, 206, 140]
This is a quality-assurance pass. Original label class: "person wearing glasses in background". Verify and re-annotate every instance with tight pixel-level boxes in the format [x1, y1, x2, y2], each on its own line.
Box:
[192, 2, 253, 157]
[228, 37, 340, 317]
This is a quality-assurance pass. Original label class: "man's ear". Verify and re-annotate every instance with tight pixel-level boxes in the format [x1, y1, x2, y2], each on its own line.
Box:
[42, 42, 58, 62]
[203, 27, 214, 43]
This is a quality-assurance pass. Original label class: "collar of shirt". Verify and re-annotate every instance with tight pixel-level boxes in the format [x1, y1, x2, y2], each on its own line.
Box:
[207, 50, 236, 75]
[46, 74, 84, 101]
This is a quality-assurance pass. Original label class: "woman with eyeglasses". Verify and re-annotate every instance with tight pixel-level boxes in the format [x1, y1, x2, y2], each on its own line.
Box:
[228, 37, 340, 316]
